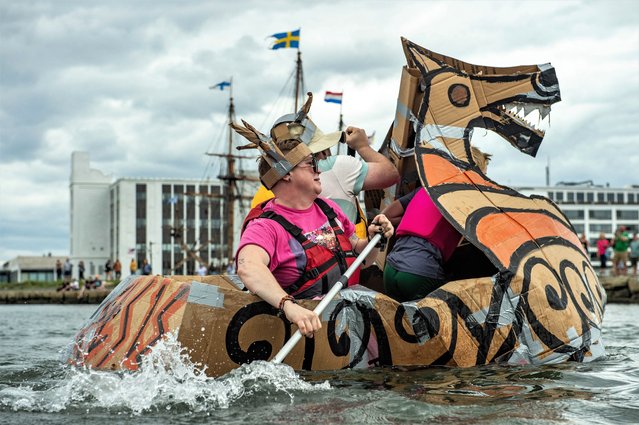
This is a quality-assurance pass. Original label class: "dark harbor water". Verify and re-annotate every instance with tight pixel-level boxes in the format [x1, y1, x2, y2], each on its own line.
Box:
[0, 303, 637, 424]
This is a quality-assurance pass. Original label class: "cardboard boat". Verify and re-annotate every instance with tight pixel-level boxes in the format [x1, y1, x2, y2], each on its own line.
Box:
[67, 39, 606, 376]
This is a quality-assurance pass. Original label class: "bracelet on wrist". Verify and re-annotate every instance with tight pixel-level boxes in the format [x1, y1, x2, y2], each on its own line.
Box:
[277, 295, 296, 317]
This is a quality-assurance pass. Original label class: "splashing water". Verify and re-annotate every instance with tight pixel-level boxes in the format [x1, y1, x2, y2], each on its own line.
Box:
[0, 332, 330, 415]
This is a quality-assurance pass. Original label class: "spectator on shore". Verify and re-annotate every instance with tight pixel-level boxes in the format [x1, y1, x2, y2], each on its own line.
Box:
[55, 259, 62, 281]
[94, 275, 104, 290]
[104, 259, 113, 280]
[69, 279, 80, 291]
[226, 261, 235, 275]
[113, 259, 122, 280]
[78, 260, 85, 281]
[142, 259, 152, 275]
[579, 233, 589, 253]
[630, 234, 639, 278]
[197, 263, 207, 276]
[612, 226, 630, 276]
[84, 275, 103, 290]
[596, 233, 610, 272]
[130, 258, 138, 276]
[62, 258, 73, 284]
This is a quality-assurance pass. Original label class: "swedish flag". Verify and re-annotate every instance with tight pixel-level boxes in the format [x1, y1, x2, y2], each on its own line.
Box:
[270, 29, 300, 50]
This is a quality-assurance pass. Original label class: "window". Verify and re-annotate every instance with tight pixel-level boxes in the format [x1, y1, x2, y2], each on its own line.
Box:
[617, 210, 639, 220]
[564, 210, 584, 220]
[607, 193, 615, 203]
[555, 192, 564, 202]
[586, 192, 594, 203]
[589, 210, 612, 220]
[617, 193, 625, 204]
[548, 191, 554, 201]
[573, 223, 585, 233]
[576, 192, 584, 203]
[567, 192, 575, 202]
[590, 223, 612, 233]
[597, 192, 605, 203]
[629, 193, 636, 204]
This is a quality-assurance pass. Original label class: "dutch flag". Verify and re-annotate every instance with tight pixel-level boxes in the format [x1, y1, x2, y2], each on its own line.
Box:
[324, 91, 343, 104]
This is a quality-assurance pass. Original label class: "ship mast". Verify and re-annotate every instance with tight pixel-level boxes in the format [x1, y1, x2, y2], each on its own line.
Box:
[294, 50, 304, 111]
[221, 82, 237, 265]
[201, 78, 258, 270]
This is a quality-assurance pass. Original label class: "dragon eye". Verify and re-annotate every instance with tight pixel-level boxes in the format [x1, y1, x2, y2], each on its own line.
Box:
[448, 83, 471, 107]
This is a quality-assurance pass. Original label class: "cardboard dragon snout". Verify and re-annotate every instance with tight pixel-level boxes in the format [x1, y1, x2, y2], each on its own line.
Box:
[67, 38, 605, 377]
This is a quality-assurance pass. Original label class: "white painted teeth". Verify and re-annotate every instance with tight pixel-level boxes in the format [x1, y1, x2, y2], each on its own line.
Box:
[500, 102, 550, 134]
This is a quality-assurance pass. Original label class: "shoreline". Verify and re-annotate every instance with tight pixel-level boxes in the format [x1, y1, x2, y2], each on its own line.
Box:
[1, 275, 637, 305]
[0, 287, 112, 304]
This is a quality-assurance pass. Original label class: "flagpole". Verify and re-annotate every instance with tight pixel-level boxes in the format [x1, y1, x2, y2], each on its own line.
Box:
[343, 95, 354, 157]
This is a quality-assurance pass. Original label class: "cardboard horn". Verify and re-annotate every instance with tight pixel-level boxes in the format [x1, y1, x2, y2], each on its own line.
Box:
[272, 233, 383, 364]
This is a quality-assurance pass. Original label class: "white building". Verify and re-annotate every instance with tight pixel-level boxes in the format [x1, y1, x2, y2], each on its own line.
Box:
[0, 255, 67, 283]
[70, 152, 259, 278]
[517, 183, 639, 259]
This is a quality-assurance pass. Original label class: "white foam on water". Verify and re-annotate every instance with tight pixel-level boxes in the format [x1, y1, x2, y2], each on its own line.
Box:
[0, 332, 331, 414]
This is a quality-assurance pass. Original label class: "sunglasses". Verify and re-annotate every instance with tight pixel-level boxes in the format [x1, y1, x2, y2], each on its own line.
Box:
[298, 156, 319, 173]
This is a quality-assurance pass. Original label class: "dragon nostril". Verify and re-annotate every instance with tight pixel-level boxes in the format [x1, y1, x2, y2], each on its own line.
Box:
[448, 83, 471, 107]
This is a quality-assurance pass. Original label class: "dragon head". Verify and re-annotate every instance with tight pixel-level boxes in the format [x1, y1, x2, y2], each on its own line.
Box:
[399, 38, 561, 166]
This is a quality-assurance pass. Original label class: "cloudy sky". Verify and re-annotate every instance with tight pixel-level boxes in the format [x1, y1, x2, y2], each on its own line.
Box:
[1, 0, 638, 261]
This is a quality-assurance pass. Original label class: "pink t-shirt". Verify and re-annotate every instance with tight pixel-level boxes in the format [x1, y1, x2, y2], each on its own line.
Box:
[597, 238, 610, 256]
[237, 198, 355, 291]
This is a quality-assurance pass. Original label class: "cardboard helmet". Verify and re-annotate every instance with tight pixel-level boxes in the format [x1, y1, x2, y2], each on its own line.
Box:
[270, 93, 345, 154]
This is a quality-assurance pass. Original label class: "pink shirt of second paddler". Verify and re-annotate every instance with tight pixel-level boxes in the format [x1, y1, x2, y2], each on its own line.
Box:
[237, 197, 355, 290]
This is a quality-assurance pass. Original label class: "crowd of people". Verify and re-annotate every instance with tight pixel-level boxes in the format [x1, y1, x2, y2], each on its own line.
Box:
[596, 226, 639, 277]
[55, 257, 153, 293]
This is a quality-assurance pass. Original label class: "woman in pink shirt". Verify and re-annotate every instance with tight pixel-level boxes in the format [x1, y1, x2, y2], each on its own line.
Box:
[596, 232, 610, 270]
[232, 112, 393, 338]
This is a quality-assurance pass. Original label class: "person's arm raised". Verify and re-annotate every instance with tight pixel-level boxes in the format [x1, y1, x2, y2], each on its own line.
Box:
[236, 244, 321, 337]
[345, 126, 399, 190]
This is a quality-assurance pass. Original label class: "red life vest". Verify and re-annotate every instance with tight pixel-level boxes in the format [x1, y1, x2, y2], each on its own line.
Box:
[241, 198, 360, 297]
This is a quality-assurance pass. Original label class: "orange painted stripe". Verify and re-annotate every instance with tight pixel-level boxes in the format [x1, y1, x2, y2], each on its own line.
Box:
[420, 153, 501, 190]
[475, 211, 582, 268]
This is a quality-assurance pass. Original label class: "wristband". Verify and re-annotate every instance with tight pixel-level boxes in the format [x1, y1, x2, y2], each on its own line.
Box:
[278, 295, 296, 317]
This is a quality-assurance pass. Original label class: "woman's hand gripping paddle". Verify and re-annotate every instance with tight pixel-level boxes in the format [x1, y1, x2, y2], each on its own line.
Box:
[272, 233, 383, 364]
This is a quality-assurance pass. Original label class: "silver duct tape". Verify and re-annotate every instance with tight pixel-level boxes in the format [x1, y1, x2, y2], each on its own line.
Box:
[187, 281, 225, 308]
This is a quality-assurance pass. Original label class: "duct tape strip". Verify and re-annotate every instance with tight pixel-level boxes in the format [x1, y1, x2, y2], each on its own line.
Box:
[187, 281, 225, 308]
[389, 138, 415, 157]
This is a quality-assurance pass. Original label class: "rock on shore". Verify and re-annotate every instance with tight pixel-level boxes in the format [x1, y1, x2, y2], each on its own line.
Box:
[0, 288, 111, 304]
[600, 275, 639, 303]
